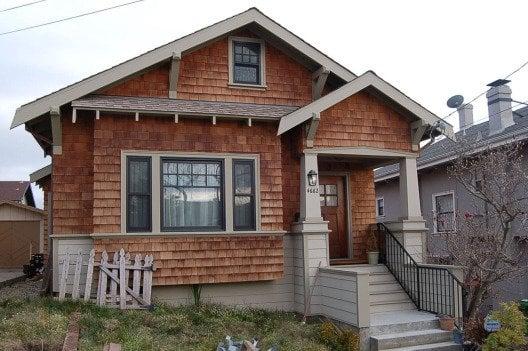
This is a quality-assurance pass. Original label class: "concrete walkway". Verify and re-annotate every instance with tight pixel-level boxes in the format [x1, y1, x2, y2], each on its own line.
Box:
[0, 269, 24, 286]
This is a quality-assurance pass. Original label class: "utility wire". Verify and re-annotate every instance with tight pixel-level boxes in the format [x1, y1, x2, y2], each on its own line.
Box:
[0, 0, 145, 36]
[443, 58, 528, 122]
[0, 0, 46, 13]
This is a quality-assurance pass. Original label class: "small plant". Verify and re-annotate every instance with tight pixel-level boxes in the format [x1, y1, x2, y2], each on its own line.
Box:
[319, 320, 360, 351]
[482, 302, 527, 351]
[191, 284, 202, 306]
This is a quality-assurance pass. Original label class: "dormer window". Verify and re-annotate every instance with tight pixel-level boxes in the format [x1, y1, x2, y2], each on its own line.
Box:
[228, 37, 266, 88]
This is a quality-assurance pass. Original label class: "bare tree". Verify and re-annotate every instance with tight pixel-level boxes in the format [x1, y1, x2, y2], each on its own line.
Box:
[437, 139, 528, 321]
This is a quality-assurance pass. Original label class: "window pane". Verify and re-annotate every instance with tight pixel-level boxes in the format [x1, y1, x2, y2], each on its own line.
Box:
[163, 174, 177, 186]
[326, 195, 338, 207]
[128, 195, 150, 230]
[234, 196, 253, 229]
[129, 159, 149, 193]
[234, 163, 252, 195]
[161, 159, 223, 231]
[127, 156, 151, 232]
[234, 65, 259, 84]
[436, 194, 453, 213]
[325, 185, 337, 195]
[319, 185, 325, 195]
[233, 160, 255, 230]
[320, 196, 325, 206]
[162, 187, 221, 229]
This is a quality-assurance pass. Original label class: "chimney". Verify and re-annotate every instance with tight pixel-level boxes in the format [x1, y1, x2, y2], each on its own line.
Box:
[457, 103, 473, 131]
[486, 79, 514, 134]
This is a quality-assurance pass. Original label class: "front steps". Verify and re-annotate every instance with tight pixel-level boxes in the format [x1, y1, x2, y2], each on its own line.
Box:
[333, 265, 461, 351]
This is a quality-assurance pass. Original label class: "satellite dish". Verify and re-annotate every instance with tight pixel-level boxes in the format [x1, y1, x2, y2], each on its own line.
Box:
[447, 95, 464, 109]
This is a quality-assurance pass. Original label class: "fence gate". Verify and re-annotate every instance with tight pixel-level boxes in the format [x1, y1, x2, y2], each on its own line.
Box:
[58, 248, 154, 310]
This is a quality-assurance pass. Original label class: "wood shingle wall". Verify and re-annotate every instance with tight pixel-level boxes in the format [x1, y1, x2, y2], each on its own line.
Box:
[93, 235, 284, 285]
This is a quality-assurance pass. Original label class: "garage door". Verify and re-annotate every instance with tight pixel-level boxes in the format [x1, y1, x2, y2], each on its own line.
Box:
[0, 221, 40, 268]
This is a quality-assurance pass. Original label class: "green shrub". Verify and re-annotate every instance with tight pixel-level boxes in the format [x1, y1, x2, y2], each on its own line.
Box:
[483, 302, 527, 351]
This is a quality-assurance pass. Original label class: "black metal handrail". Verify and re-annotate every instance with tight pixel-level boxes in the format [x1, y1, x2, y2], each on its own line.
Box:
[375, 223, 467, 328]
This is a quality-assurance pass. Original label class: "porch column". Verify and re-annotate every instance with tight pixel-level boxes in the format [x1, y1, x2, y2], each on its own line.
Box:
[385, 156, 427, 263]
[399, 157, 421, 219]
[291, 152, 329, 315]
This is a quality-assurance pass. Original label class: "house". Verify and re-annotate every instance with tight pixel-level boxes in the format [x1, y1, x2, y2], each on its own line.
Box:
[375, 80, 528, 309]
[13, 8, 463, 350]
[0, 181, 43, 268]
[0, 181, 36, 207]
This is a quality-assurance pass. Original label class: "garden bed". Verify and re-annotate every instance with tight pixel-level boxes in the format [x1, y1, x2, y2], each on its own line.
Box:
[0, 298, 333, 351]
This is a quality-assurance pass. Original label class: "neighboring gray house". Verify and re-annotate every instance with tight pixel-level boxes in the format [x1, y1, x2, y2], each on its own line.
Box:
[375, 80, 528, 307]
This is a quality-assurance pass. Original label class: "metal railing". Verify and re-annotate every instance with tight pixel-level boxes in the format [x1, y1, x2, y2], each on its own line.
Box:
[376, 223, 467, 328]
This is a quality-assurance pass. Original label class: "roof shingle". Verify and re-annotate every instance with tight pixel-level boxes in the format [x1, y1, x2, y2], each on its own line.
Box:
[72, 95, 299, 120]
[0, 181, 30, 202]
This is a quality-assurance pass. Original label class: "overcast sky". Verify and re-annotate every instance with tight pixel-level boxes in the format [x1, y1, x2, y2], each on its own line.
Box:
[1, 0, 528, 208]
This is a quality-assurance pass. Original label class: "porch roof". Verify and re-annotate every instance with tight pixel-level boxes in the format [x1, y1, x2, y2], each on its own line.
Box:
[71, 95, 299, 120]
[278, 71, 455, 140]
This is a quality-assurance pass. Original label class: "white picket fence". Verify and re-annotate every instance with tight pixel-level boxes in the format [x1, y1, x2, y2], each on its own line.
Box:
[58, 248, 154, 309]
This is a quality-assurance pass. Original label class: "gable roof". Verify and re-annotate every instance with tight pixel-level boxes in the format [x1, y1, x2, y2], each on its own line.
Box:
[11, 7, 356, 129]
[0, 181, 31, 202]
[374, 111, 528, 182]
[0, 200, 45, 215]
[277, 71, 454, 137]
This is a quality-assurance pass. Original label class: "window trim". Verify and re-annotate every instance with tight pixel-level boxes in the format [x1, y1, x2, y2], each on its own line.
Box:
[432, 190, 456, 234]
[120, 151, 260, 234]
[233, 159, 256, 231]
[375, 196, 385, 218]
[126, 156, 152, 233]
[228, 36, 266, 89]
[160, 157, 225, 232]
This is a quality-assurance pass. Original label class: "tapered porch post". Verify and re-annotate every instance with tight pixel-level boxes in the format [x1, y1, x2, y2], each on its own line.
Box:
[385, 156, 427, 262]
[291, 152, 329, 315]
[399, 157, 422, 219]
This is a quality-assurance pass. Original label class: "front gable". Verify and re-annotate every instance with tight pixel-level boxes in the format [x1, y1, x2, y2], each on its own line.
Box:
[102, 31, 313, 106]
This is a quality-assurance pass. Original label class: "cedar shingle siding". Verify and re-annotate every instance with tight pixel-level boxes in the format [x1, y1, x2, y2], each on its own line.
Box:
[49, 33, 417, 284]
[94, 235, 283, 285]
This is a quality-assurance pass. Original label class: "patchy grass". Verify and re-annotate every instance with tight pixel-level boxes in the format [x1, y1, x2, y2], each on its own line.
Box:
[0, 298, 330, 351]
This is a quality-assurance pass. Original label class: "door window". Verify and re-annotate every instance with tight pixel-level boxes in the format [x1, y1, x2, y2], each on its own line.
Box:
[320, 184, 338, 207]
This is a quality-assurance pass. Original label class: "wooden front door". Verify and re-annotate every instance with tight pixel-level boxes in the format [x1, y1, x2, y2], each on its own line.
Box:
[319, 175, 348, 259]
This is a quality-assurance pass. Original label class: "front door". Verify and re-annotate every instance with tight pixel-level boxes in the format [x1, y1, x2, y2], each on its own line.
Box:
[319, 175, 348, 259]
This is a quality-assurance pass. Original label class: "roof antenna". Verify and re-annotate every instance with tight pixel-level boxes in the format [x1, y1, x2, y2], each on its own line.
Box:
[447, 94, 469, 135]
[446, 95, 464, 109]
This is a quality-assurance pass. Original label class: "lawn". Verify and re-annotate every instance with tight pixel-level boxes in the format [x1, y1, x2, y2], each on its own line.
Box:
[0, 298, 332, 351]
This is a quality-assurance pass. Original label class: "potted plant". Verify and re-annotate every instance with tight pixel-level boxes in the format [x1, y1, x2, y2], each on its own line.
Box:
[439, 314, 456, 331]
[367, 226, 380, 264]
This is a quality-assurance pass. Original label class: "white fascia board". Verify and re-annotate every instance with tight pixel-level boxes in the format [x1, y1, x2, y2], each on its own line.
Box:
[11, 8, 356, 129]
[29, 164, 52, 183]
[277, 71, 454, 139]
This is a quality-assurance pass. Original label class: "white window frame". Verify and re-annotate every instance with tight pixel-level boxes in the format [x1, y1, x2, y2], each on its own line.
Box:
[432, 190, 456, 234]
[375, 196, 385, 218]
[121, 151, 261, 234]
[228, 36, 267, 89]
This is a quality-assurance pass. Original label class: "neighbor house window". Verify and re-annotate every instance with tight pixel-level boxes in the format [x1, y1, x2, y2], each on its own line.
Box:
[161, 159, 224, 231]
[233, 160, 256, 230]
[229, 37, 265, 86]
[376, 197, 385, 217]
[126, 156, 152, 232]
[433, 191, 455, 233]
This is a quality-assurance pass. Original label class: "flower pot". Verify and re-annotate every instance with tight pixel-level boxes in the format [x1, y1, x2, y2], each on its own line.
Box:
[368, 251, 379, 265]
[439, 315, 455, 331]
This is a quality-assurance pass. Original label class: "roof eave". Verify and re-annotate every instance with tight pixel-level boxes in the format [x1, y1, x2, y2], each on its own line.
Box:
[11, 7, 356, 129]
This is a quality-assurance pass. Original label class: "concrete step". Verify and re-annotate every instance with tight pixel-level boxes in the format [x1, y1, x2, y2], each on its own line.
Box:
[369, 318, 439, 336]
[370, 299, 416, 313]
[379, 341, 462, 351]
[369, 272, 398, 284]
[370, 290, 410, 303]
[335, 264, 389, 274]
[369, 281, 402, 293]
[371, 329, 453, 350]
